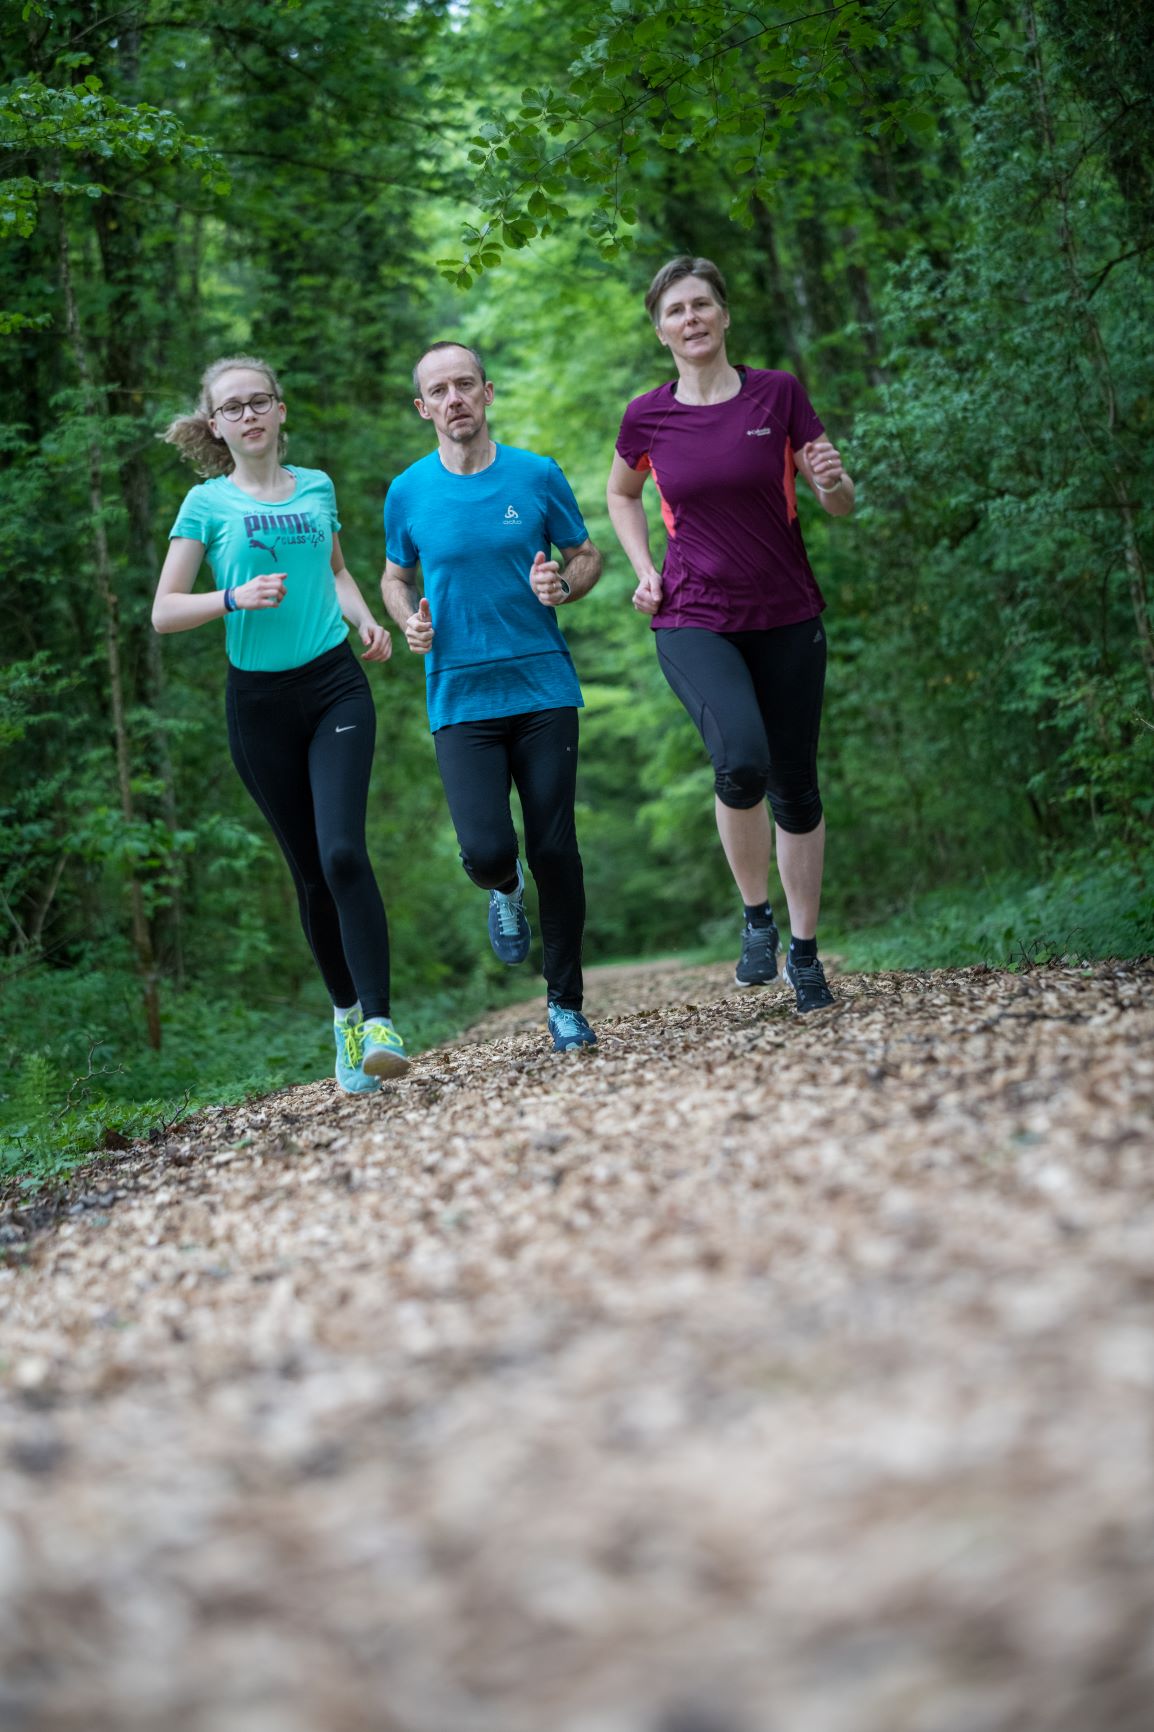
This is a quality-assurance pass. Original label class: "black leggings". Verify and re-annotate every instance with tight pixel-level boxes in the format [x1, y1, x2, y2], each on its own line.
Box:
[655, 619, 827, 833]
[225, 640, 392, 1016]
[433, 707, 585, 1010]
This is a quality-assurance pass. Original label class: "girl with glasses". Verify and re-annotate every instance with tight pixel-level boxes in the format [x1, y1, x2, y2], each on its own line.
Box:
[152, 355, 409, 1091]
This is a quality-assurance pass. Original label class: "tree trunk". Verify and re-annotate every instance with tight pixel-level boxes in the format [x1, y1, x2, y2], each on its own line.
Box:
[91, 27, 187, 987]
[749, 196, 810, 391]
[57, 200, 162, 1050]
[1025, 0, 1154, 711]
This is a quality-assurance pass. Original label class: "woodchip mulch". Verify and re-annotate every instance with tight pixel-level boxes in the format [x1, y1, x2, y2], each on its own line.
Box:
[1, 958, 1152, 1732]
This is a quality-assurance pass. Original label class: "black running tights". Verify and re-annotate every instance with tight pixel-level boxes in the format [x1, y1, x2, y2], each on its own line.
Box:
[433, 706, 585, 1010]
[225, 641, 391, 1016]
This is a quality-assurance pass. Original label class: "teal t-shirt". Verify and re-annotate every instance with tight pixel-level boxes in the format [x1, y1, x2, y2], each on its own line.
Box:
[169, 466, 348, 672]
[384, 443, 588, 732]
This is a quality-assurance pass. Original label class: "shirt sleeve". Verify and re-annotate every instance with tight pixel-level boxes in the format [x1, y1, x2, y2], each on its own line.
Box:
[320, 472, 342, 535]
[169, 484, 214, 546]
[383, 477, 418, 568]
[786, 374, 824, 451]
[544, 459, 589, 550]
[614, 395, 651, 471]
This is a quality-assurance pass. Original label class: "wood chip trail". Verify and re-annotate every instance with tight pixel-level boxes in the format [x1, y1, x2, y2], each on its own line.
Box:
[2, 959, 1152, 1732]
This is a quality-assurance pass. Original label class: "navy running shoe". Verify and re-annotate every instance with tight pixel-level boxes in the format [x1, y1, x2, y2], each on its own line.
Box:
[488, 859, 531, 965]
[783, 954, 835, 1014]
[735, 916, 781, 987]
[547, 1003, 597, 1052]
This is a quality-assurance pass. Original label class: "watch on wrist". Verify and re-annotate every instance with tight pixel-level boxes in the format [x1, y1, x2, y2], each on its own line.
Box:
[557, 576, 571, 598]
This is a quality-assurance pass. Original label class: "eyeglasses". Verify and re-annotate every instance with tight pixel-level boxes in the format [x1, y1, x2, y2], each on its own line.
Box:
[212, 393, 277, 421]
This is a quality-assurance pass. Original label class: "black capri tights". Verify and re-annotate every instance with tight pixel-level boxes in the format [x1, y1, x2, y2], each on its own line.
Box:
[654, 618, 827, 833]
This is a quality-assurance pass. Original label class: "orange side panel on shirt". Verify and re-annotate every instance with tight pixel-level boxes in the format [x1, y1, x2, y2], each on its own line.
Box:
[783, 438, 799, 524]
[640, 452, 678, 539]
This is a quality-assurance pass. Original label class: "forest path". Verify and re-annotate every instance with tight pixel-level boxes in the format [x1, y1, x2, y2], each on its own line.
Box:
[1, 959, 1152, 1731]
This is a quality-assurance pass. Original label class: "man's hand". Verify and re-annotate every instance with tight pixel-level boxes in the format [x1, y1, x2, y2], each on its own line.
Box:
[405, 596, 434, 654]
[358, 621, 393, 663]
[529, 550, 569, 607]
[632, 570, 663, 616]
[236, 572, 287, 609]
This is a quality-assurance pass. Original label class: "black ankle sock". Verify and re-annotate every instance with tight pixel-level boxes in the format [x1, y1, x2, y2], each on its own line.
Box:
[495, 873, 519, 895]
[789, 936, 818, 962]
[743, 902, 776, 929]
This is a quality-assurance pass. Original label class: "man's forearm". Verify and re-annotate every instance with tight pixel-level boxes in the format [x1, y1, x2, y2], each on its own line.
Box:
[560, 543, 603, 602]
[380, 571, 421, 626]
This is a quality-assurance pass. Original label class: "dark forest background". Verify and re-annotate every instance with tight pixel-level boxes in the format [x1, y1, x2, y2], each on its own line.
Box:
[3, 0, 1152, 1170]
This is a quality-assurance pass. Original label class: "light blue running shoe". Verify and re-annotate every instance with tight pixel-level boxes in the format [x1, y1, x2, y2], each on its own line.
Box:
[361, 1017, 410, 1080]
[334, 1010, 378, 1094]
[547, 1003, 598, 1053]
[488, 859, 531, 965]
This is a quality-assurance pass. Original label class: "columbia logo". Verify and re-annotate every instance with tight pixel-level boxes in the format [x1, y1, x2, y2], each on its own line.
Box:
[746, 428, 773, 437]
[503, 505, 521, 522]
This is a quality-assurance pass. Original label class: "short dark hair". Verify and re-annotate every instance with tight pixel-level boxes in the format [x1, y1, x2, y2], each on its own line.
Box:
[643, 256, 729, 325]
[412, 341, 488, 397]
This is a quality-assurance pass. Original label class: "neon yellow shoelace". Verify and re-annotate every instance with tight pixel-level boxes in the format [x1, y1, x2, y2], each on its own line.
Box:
[336, 1016, 364, 1067]
[362, 1020, 404, 1051]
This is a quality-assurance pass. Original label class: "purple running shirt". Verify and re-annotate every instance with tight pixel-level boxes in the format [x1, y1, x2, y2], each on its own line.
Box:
[615, 366, 826, 632]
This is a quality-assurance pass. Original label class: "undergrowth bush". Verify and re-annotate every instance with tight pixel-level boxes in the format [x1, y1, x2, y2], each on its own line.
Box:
[829, 848, 1153, 972]
[0, 961, 528, 1184]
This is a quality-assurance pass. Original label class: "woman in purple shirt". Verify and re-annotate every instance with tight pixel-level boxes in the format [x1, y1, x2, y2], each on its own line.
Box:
[607, 256, 855, 1013]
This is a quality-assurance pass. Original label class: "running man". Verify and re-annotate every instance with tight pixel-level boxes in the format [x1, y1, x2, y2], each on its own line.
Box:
[381, 342, 603, 1051]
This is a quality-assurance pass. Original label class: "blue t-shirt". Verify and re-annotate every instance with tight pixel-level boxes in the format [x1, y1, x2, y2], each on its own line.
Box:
[169, 466, 347, 672]
[384, 443, 589, 732]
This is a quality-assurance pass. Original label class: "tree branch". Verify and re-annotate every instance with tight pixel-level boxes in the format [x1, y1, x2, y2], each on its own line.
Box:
[1086, 242, 1154, 300]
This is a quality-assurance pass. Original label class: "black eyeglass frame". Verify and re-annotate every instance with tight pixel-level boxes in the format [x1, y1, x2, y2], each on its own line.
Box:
[211, 392, 279, 422]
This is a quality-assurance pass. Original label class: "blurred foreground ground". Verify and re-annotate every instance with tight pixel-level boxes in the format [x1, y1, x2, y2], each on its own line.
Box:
[1, 958, 1152, 1732]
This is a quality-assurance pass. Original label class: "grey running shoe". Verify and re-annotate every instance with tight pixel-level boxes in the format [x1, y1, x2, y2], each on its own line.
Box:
[783, 954, 835, 1013]
[488, 859, 531, 965]
[734, 917, 781, 987]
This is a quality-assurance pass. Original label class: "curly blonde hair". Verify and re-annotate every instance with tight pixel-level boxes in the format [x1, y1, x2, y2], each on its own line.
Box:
[162, 355, 286, 477]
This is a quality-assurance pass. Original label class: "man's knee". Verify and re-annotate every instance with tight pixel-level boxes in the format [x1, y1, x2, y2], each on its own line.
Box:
[459, 841, 517, 890]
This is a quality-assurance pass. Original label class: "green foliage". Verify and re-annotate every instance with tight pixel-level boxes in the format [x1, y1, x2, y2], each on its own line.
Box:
[829, 845, 1154, 973]
[0, 959, 534, 1182]
[0, 71, 227, 334]
[835, 76, 1154, 907]
[438, 0, 1011, 282]
[0, 1046, 179, 1182]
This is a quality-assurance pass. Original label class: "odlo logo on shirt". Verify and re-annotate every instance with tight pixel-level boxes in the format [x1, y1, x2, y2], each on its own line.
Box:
[503, 505, 521, 524]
